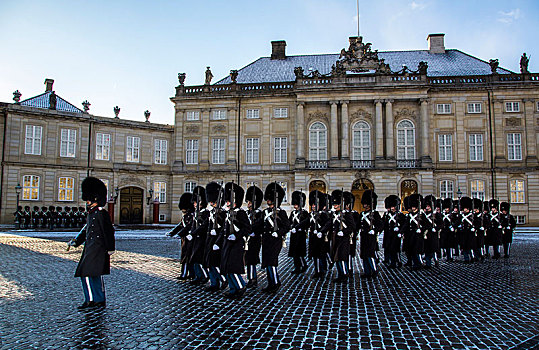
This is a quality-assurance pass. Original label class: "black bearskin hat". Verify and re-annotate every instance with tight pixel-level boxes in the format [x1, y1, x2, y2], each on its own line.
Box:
[56, 206, 62, 212]
[205, 182, 223, 204]
[246, 185, 263, 209]
[500, 201, 510, 213]
[291, 191, 306, 207]
[385, 195, 401, 210]
[422, 195, 436, 210]
[191, 186, 207, 208]
[361, 190, 378, 209]
[224, 182, 244, 208]
[489, 199, 499, 209]
[24, 206, 30, 211]
[409, 194, 422, 209]
[483, 201, 489, 212]
[442, 198, 452, 210]
[453, 199, 459, 210]
[403, 196, 410, 211]
[473, 198, 483, 211]
[41, 206, 48, 211]
[49, 206, 55, 212]
[460, 196, 473, 210]
[79, 206, 85, 212]
[309, 190, 323, 209]
[331, 189, 344, 206]
[33, 206, 39, 211]
[344, 191, 355, 209]
[178, 192, 193, 211]
[264, 182, 285, 207]
[64, 206, 71, 212]
[81, 177, 108, 207]
[72, 206, 78, 212]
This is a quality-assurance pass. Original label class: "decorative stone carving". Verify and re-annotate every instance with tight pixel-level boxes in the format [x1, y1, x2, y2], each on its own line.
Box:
[354, 170, 370, 180]
[506, 117, 521, 127]
[489, 59, 499, 74]
[520, 53, 529, 74]
[230, 70, 238, 83]
[186, 125, 200, 133]
[121, 176, 144, 187]
[395, 108, 417, 120]
[350, 109, 373, 122]
[294, 67, 304, 79]
[178, 73, 186, 85]
[336, 36, 383, 74]
[307, 110, 329, 125]
[212, 124, 226, 133]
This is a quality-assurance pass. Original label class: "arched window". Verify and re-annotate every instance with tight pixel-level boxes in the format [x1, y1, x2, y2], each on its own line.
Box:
[396, 120, 416, 160]
[352, 121, 371, 160]
[309, 122, 327, 161]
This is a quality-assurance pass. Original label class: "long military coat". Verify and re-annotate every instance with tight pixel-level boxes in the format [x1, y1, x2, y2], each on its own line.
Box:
[220, 208, 251, 274]
[288, 209, 310, 258]
[262, 207, 290, 267]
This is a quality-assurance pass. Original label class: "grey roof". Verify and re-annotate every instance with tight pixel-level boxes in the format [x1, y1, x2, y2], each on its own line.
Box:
[216, 49, 513, 84]
[20, 91, 84, 114]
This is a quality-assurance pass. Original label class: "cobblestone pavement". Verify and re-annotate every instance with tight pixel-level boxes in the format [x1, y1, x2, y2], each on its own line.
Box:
[0, 229, 538, 350]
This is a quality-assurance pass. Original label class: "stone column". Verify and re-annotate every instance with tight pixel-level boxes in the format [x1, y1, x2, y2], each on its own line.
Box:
[385, 99, 394, 159]
[330, 101, 339, 159]
[341, 101, 349, 160]
[420, 99, 431, 162]
[375, 100, 383, 159]
[524, 99, 538, 166]
[296, 102, 305, 160]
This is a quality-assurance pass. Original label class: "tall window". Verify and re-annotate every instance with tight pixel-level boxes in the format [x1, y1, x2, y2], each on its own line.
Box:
[186, 111, 200, 121]
[396, 120, 416, 160]
[510, 179, 525, 203]
[246, 109, 260, 119]
[440, 180, 454, 199]
[438, 134, 453, 162]
[505, 102, 520, 112]
[60, 129, 76, 158]
[126, 136, 140, 162]
[154, 139, 168, 165]
[153, 182, 166, 203]
[25, 125, 42, 155]
[96, 133, 110, 160]
[185, 181, 197, 193]
[58, 177, 74, 201]
[212, 138, 225, 164]
[274, 108, 288, 118]
[469, 134, 484, 161]
[507, 133, 522, 160]
[22, 175, 40, 200]
[437, 103, 451, 114]
[467, 103, 482, 113]
[352, 121, 371, 160]
[274, 137, 287, 163]
[278, 181, 288, 203]
[185, 140, 199, 165]
[246, 138, 259, 164]
[212, 110, 226, 120]
[309, 122, 327, 160]
[470, 180, 485, 200]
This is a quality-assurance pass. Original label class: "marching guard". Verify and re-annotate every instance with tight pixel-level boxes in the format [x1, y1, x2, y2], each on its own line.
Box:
[330, 189, 355, 282]
[166, 192, 195, 280]
[358, 190, 383, 278]
[308, 190, 331, 278]
[403, 194, 424, 270]
[245, 185, 264, 287]
[345, 192, 360, 274]
[188, 186, 210, 285]
[422, 195, 442, 268]
[288, 191, 309, 274]
[439, 198, 458, 261]
[261, 182, 290, 292]
[382, 195, 405, 268]
[473, 198, 486, 261]
[458, 197, 475, 263]
[204, 182, 227, 291]
[486, 199, 503, 259]
[500, 202, 516, 259]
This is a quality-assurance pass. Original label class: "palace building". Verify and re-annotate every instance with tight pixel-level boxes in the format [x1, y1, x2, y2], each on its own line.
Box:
[1, 33, 538, 225]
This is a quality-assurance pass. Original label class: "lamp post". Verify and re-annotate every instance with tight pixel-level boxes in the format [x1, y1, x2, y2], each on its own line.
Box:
[457, 188, 462, 199]
[107, 187, 121, 225]
[147, 189, 154, 205]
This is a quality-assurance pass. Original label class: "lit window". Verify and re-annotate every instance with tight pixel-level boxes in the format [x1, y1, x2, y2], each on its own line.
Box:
[246, 138, 259, 164]
[60, 129, 76, 158]
[185, 140, 199, 165]
[436, 104, 451, 114]
[274, 137, 287, 163]
[153, 182, 166, 203]
[278, 181, 288, 203]
[470, 180, 485, 201]
[96, 133, 110, 160]
[467, 103, 482, 113]
[212, 138, 225, 164]
[22, 175, 40, 200]
[396, 120, 416, 160]
[246, 109, 260, 119]
[510, 179, 525, 203]
[58, 177, 74, 201]
[438, 134, 453, 162]
[186, 111, 200, 121]
[185, 181, 197, 193]
[507, 133, 522, 160]
[309, 122, 327, 161]
[154, 139, 168, 165]
[505, 102, 520, 112]
[212, 110, 227, 120]
[352, 121, 371, 160]
[440, 180, 453, 199]
[274, 108, 288, 118]
[25, 125, 42, 155]
[126, 136, 140, 162]
[469, 134, 484, 161]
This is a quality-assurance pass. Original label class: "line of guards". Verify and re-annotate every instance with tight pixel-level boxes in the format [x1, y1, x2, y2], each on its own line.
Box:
[165, 181, 517, 299]
[13, 205, 87, 230]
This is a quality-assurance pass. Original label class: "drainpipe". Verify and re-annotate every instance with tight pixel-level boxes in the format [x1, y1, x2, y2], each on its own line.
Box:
[487, 88, 496, 198]
[0, 107, 8, 220]
[236, 97, 241, 184]
[87, 116, 93, 177]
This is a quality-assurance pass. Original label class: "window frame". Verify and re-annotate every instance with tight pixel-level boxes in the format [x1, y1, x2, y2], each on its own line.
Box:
[246, 109, 260, 119]
[22, 175, 40, 201]
[507, 133, 522, 161]
[153, 181, 167, 203]
[245, 137, 260, 164]
[185, 139, 199, 165]
[274, 137, 288, 164]
[469, 133, 484, 162]
[510, 179, 525, 203]
[470, 179, 485, 201]
[126, 136, 140, 162]
[184, 181, 197, 193]
[96, 133, 111, 161]
[308, 122, 327, 161]
[396, 119, 416, 160]
[436, 103, 451, 114]
[212, 109, 227, 120]
[60, 128, 77, 158]
[154, 139, 168, 165]
[439, 180, 454, 199]
[25, 125, 42, 155]
[273, 107, 288, 119]
[58, 177, 75, 202]
[467, 102, 482, 114]
[186, 111, 200, 121]
[438, 134, 453, 162]
[212, 138, 225, 164]
[352, 121, 371, 161]
[505, 101, 520, 113]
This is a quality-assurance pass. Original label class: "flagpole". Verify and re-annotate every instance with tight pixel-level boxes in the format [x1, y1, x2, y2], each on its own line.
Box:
[357, 0, 360, 37]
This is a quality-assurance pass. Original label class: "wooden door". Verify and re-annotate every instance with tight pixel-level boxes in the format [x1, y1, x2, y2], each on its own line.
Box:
[351, 178, 374, 212]
[119, 187, 143, 224]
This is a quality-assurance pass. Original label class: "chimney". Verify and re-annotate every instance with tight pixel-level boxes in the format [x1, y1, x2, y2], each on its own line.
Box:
[44, 78, 54, 92]
[427, 34, 445, 54]
[271, 40, 286, 60]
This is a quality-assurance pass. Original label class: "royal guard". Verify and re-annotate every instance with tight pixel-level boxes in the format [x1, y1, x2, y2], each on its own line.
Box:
[330, 189, 356, 282]
[220, 182, 250, 298]
[288, 190, 309, 274]
[56, 206, 63, 228]
[403, 194, 423, 270]
[261, 182, 290, 293]
[203, 182, 227, 292]
[245, 185, 264, 287]
[40, 206, 48, 228]
[22, 206, 31, 229]
[13, 206, 23, 229]
[486, 199, 503, 259]
[188, 186, 210, 285]
[402, 196, 413, 266]
[47, 206, 56, 230]
[345, 191, 360, 274]
[308, 190, 331, 279]
[79, 206, 87, 227]
[422, 195, 442, 268]
[382, 195, 405, 268]
[457, 197, 475, 263]
[439, 198, 457, 261]
[71, 207, 79, 228]
[64, 206, 72, 228]
[359, 190, 383, 278]
[68, 177, 115, 309]
[500, 202, 516, 259]
[166, 193, 195, 280]
[31, 206, 40, 229]
[452, 200, 461, 257]
[473, 198, 486, 261]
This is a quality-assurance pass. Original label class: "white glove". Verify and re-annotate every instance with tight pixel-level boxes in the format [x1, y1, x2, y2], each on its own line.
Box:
[272, 232, 278, 238]
[249, 232, 255, 237]
[291, 228, 296, 233]
[210, 229, 217, 236]
[317, 232, 322, 239]
[397, 234, 402, 238]
[186, 234, 193, 241]
[450, 227, 455, 232]
[212, 244, 220, 251]
[68, 239, 77, 247]
[480, 227, 484, 231]
[498, 225, 502, 229]
[314, 230, 319, 235]
[393, 227, 399, 232]
[227, 234, 236, 241]
[337, 231, 344, 237]
[471, 228, 475, 232]
[108, 251, 115, 255]
[432, 228, 436, 232]
[165, 231, 173, 237]
[506, 226, 510, 230]
[369, 230, 375, 235]
[416, 229, 421, 233]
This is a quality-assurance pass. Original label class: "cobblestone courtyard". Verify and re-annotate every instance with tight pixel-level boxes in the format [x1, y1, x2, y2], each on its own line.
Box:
[0, 229, 538, 349]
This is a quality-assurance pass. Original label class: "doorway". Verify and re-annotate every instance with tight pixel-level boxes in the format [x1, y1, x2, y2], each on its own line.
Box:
[351, 178, 374, 212]
[400, 179, 418, 210]
[119, 187, 143, 224]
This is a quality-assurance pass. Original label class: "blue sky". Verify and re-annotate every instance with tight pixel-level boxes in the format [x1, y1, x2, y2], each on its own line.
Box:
[1, 0, 537, 124]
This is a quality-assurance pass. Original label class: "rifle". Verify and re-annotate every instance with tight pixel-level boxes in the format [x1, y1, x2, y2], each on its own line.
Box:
[213, 185, 223, 231]
[245, 185, 256, 251]
[229, 181, 236, 235]
[339, 188, 344, 231]
[194, 190, 201, 230]
[273, 182, 279, 234]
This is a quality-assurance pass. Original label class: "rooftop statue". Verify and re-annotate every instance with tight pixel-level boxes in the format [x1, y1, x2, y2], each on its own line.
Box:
[520, 53, 529, 74]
